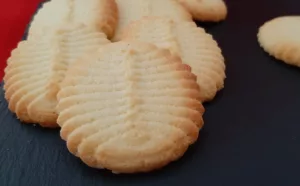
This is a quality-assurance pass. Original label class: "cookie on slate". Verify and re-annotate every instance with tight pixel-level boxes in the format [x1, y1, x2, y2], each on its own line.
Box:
[258, 16, 300, 67]
[3, 24, 110, 127]
[176, 0, 227, 22]
[56, 41, 204, 173]
[29, 0, 118, 39]
[121, 17, 225, 102]
[113, 0, 192, 41]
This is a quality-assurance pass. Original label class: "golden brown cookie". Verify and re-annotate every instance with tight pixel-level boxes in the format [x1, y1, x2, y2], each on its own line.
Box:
[176, 0, 227, 22]
[56, 41, 204, 173]
[121, 17, 226, 102]
[29, 0, 118, 39]
[113, 0, 192, 41]
[3, 24, 110, 127]
[258, 16, 300, 67]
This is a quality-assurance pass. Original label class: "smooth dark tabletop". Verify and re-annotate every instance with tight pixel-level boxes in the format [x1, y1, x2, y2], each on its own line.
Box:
[1, 0, 300, 185]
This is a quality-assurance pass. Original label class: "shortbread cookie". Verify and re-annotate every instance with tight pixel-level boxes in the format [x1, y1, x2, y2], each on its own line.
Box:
[121, 17, 225, 102]
[176, 0, 227, 22]
[258, 16, 300, 67]
[56, 41, 204, 173]
[112, 0, 192, 41]
[3, 24, 110, 127]
[29, 0, 118, 39]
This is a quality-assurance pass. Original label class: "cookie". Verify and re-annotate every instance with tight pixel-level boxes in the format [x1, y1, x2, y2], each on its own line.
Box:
[3, 24, 110, 127]
[28, 0, 118, 39]
[56, 41, 204, 173]
[258, 16, 300, 67]
[112, 0, 192, 41]
[121, 17, 225, 102]
[176, 0, 227, 22]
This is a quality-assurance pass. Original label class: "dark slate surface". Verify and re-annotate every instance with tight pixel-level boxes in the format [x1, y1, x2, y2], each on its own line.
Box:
[1, 0, 300, 185]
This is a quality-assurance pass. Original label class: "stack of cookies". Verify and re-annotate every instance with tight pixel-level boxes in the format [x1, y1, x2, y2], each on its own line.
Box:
[3, 0, 227, 174]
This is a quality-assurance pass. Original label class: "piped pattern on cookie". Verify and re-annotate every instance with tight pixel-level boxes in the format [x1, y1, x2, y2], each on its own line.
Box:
[57, 41, 204, 173]
[3, 25, 110, 127]
[29, 0, 118, 39]
[121, 17, 225, 101]
[113, 0, 192, 41]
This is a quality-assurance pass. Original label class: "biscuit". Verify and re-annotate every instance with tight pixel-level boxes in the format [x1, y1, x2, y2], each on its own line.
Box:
[56, 41, 204, 173]
[112, 0, 192, 41]
[176, 0, 227, 22]
[121, 17, 225, 102]
[3, 24, 110, 127]
[28, 0, 118, 39]
[258, 16, 300, 67]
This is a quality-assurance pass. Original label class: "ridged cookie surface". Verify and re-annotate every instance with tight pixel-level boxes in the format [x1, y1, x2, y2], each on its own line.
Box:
[258, 16, 300, 67]
[113, 0, 192, 41]
[121, 17, 225, 102]
[176, 0, 227, 22]
[29, 0, 118, 39]
[3, 25, 110, 127]
[56, 41, 204, 173]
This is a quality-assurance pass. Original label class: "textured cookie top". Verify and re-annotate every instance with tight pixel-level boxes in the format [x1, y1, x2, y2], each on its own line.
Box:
[258, 16, 300, 66]
[29, 0, 118, 38]
[57, 41, 204, 173]
[121, 17, 226, 102]
[177, 0, 227, 22]
[113, 0, 192, 41]
[3, 24, 110, 127]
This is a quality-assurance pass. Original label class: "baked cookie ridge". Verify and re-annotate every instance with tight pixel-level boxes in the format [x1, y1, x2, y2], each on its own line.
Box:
[28, 0, 118, 39]
[121, 17, 226, 102]
[3, 24, 111, 127]
[112, 0, 192, 41]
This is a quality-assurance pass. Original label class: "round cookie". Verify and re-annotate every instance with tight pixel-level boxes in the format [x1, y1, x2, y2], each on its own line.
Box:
[176, 0, 227, 22]
[121, 17, 226, 102]
[56, 41, 204, 173]
[258, 16, 300, 67]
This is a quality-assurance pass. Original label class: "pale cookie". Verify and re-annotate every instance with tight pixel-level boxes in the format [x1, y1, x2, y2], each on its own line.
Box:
[176, 0, 227, 22]
[121, 17, 225, 102]
[56, 41, 204, 173]
[3, 24, 110, 127]
[258, 16, 300, 67]
[29, 0, 118, 39]
[112, 0, 192, 41]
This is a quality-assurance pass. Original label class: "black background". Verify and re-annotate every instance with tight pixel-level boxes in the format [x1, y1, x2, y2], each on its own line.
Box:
[1, 0, 300, 185]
